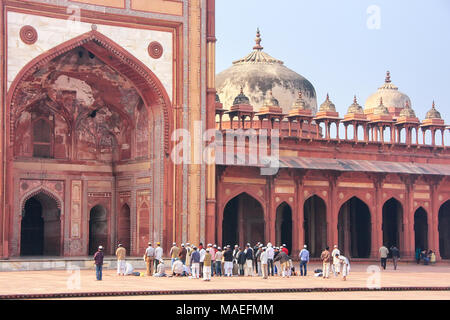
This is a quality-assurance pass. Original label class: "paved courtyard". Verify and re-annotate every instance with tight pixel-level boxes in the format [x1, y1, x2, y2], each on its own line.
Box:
[0, 262, 449, 299]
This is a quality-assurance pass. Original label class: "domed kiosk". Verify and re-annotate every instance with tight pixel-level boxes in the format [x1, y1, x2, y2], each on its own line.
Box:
[216, 29, 317, 114]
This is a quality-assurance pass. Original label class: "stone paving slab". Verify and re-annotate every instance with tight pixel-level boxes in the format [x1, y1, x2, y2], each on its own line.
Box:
[0, 263, 449, 298]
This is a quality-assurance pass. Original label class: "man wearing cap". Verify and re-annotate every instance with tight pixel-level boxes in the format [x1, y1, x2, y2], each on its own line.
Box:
[244, 243, 254, 277]
[93, 246, 104, 281]
[190, 246, 200, 279]
[154, 242, 163, 271]
[144, 242, 155, 276]
[203, 248, 212, 281]
[214, 247, 223, 277]
[170, 242, 180, 267]
[255, 244, 263, 276]
[332, 245, 341, 276]
[299, 245, 310, 276]
[260, 247, 268, 279]
[115, 244, 126, 276]
[281, 244, 289, 255]
[154, 259, 166, 277]
[185, 243, 192, 275]
[266, 243, 274, 276]
[179, 243, 187, 265]
[210, 244, 217, 277]
[172, 258, 184, 277]
[320, 246, 331, 279]
[199, 245, 206, 275]
[223, 245, 234, 277]
[232, 245, 239, 276]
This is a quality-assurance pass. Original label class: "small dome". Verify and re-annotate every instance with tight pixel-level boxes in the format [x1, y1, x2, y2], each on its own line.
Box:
[263, 90, 279, 107]
[365, 71, 411, 111]
[373, 97, 390, 115]
[216, 29, 317, 114]
[291, 91, 309, 110]
[426, 101, 442, 119]
[399, 100, 416, 118]
[347, 96, 364, 114]
[319, 94, 336, 112]
[233, 87, 250, 105]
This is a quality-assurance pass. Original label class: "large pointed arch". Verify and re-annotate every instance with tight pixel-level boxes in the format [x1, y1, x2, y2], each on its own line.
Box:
[7, 30, 172, 153]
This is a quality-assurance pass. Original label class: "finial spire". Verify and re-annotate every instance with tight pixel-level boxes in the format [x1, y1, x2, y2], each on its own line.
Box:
[353, 95, 357, 104]
[432, 100, 435, 108]
[253, 27, 263, 50]
[405, 100, 410, 108]
[380, 97, 383, 105]
[385, 71, 391, 83]
[298, 91, 303, 99]
[326, 93, 330, 101]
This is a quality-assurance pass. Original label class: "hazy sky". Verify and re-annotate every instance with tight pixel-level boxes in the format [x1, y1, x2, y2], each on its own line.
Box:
[216, 0, 450, 129]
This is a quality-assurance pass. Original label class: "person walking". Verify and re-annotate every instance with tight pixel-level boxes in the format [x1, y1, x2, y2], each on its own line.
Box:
[154, 242, 163, 271]
[331, 245, 341, 276]
[94, 245, 104, 281]
[244, 243, 254, 276]
[320, 246, 331, 279]
[266, 243, 274, 276]
[170, 242, 180, 267]
[223, 245, 234, 277]
[299, 245, 310, 276]
[214, 247, 223, 277]
[390, 245, 400, 270]
[260, 247, 268, 279]
[379, 245, 389, 270]
[203, 248, 212, 281]
[115, 244, 126, 276]
[144, 242, 155, 276]
[190, 246, 200, 279]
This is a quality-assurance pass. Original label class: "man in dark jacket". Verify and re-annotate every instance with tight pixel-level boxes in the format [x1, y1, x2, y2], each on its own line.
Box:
[390, 246, 400, 270]
[94, 245, 104, 281]
[274, 250, 289, 277]
[223, 245, 234, 276]
[245, 243, 254, 276]
[237, 247, 246, 276]
[179, 244, 187, 265]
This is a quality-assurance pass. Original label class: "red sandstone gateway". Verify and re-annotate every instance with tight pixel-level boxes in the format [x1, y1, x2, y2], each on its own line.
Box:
[0, 0, 449, 264]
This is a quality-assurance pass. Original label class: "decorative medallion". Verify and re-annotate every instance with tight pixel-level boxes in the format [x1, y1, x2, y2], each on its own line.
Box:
[148, 41, 163, 59]
[304, 190, 309, 197]
[322, 191, 327, 197]
[21, 182, 29, 191]
[414, 201, 418, 207]
[289, 197, 294, 203]
[20, 25, 38, 45]
[339, 192, 344, 200]
[425, 202, 429, 207]
[225, 188, 230, 195]
[400, 194, 404, 199]
[366, 193, 371, 200]
[257, 189, 263, 197]
[439, 195, 443, 202]
[55, 182, 62, 192]
[275, 197, 280, 203]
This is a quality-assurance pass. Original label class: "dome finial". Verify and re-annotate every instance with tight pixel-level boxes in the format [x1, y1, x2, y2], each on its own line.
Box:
[353, 95, 357, 104]
[385, 71, 391, 83]
[380, 97, 383, 105]
[253, 27, 263, 50]
[432, 100, 435, 109]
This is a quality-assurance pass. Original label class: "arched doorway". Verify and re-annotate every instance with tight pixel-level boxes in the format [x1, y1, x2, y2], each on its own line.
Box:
[338, 197, 371, 258]
[222, 193, 265, 248]
[89, 205, 108, 255]
[414, 207, 428, 252]
[382, 198, 404, 250]
[303, 195, 327, 257]
[117, 204, 131, 253]
[21, 192, 60, 256]
[276, 202, 292, 254]
[438, 200, 450, 259]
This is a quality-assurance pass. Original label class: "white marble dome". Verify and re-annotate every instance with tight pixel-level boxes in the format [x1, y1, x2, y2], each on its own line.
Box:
[216, 29, 317, 114]
[365, 71, 411, 112]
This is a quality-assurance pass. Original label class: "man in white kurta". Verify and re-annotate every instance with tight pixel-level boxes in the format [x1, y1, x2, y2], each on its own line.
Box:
[331, 245, 341, 276]
[337, 254, 350, 281]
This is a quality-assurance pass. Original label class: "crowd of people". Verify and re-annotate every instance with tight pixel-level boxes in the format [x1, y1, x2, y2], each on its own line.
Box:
[93, 242, 353, 281]
[415, 248, 437, 265]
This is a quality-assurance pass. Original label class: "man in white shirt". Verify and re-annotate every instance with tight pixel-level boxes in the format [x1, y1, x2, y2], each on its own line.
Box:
[199, 246, 206, 275]
[172, 258, 184, 277]
[144, 242, 155, 276]
[260, 247, 268, 279]
[331, 245, 340, 276]
[154, 242, 163, 271]
[336, 254, 350, 281]
[154, 259, 166, 277]
[379, 245, 389, 270]
[266, 243, 274, 276]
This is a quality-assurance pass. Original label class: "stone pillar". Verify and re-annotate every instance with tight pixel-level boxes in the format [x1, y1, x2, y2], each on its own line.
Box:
[430, 181, 441, 260]
[295, 173, 305, 257]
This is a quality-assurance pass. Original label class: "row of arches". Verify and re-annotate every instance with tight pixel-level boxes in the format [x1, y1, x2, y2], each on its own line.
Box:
[20, 192, 131, 256]
[221, 193, 450, 259]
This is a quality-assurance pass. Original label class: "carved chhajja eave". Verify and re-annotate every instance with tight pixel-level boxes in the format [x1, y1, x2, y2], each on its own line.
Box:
[8, 30, 172, 154]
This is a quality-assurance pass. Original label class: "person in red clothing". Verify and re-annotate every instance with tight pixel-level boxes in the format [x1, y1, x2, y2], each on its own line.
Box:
[281, 244, 289, 255]
[94, 246, 104, 281]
